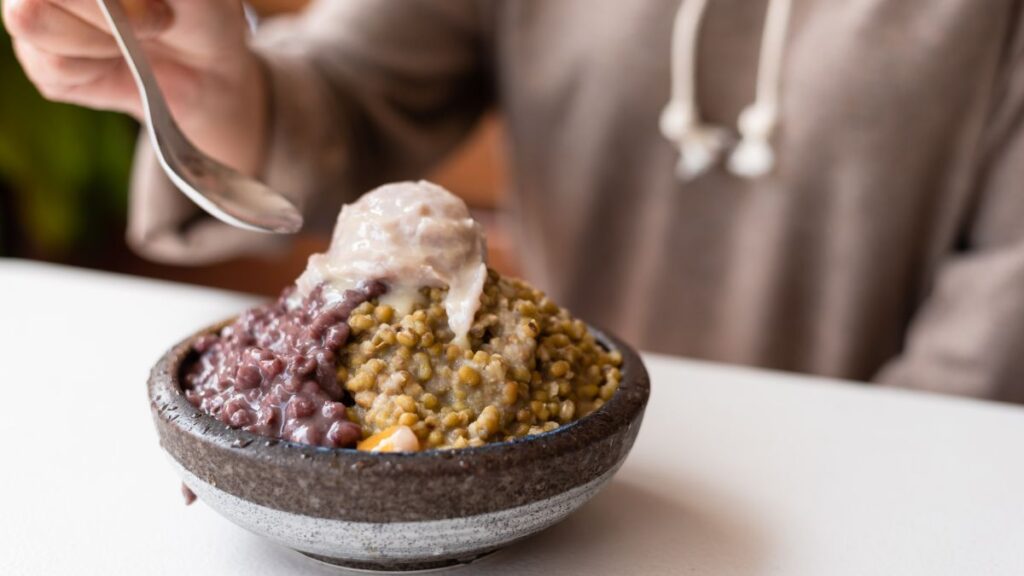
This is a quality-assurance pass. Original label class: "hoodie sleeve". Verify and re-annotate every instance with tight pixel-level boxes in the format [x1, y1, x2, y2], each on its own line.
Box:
[126, 0, 492, 264]
[874, 23, 1024, 402]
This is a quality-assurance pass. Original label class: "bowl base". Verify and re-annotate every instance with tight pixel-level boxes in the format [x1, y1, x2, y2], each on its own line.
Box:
[299, 548, 500, 573]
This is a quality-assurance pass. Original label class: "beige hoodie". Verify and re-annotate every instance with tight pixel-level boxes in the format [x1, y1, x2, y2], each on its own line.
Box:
[128, 0, 1024, 402]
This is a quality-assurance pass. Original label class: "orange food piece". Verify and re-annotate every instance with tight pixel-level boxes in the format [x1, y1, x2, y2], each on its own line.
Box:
[357, 425, 420, 452]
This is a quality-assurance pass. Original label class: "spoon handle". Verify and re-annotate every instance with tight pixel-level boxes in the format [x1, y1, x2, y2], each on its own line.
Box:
[95, 0, 177, 142]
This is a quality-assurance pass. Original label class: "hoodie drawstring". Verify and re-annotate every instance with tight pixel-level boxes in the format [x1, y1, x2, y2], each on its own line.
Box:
[660, 0, 792, 181]
[659, 0, 730, 181]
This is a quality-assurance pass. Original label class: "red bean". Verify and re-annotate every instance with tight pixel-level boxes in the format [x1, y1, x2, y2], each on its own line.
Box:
[285, 396, 315, 419]
[322, 402, 346, 420]
[229, 408, 253, 427]
[327, 421, 361, 448]
[235, 364, 262, 390]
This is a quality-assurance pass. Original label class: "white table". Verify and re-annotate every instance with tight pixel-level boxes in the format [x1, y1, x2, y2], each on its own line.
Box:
[2, 258, 1024, 576]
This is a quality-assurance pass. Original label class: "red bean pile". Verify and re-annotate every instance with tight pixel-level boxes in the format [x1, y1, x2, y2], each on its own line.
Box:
[183, 282, 384, 447]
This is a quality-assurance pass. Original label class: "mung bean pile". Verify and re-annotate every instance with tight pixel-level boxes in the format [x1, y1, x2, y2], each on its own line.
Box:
[341, 269, 622, 450]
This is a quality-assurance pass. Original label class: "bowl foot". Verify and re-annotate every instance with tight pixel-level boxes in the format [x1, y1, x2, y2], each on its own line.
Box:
[299, 548, 500, 573]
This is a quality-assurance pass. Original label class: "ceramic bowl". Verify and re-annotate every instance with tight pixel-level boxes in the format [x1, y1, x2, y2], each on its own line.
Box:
[148, 322, 650, 572]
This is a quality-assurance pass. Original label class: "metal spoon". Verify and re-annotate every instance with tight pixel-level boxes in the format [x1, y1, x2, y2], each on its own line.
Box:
[96, 0, 303, 234]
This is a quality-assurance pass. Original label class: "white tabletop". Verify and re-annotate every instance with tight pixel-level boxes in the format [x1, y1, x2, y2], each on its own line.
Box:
[2, 258, 1023, 575]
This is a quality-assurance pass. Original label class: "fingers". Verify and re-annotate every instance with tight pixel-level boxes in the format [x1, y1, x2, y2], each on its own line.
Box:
[5, 0, 117, 57]
[12, 39, 122, 92]
[11, 37, 140, 116]
[3, 0, 172, 57]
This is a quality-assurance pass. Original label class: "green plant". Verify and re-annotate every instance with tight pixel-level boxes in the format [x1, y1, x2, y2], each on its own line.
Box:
[0, 21, 138, 259]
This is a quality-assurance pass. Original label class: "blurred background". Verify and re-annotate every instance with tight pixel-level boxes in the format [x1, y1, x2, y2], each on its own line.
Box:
[0, 0, 518, 296]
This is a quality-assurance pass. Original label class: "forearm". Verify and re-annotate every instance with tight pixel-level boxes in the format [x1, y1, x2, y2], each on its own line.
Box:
[874, 247, 1024, 403]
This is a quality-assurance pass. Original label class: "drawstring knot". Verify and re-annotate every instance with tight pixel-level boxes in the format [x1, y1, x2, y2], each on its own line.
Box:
[659, 102, 732, 180]
[729, 102, 778, 177]
[661, 0, 793, 181]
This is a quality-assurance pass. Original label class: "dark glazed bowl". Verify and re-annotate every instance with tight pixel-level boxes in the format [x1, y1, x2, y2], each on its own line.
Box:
[148, 321, 650, 572]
